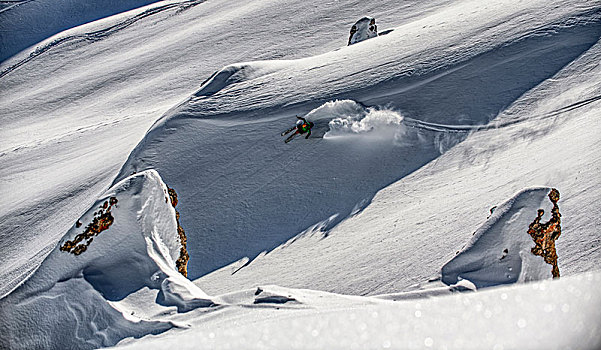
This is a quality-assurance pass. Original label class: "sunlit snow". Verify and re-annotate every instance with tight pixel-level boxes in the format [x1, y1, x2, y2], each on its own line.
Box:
[1, 0, 600, 349]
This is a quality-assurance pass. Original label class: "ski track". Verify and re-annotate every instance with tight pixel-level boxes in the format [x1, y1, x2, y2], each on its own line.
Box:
[404, 93, 601, 134]
[0, 114, 137, 157]
[0, 0, 33, 14]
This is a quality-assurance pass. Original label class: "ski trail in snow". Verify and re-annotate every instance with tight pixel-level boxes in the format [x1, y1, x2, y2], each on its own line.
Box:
[0, 0, 34, 14]
[306, 94, 601, 150]
[403, 93, 601, 134]
[0, 114, 138, 156]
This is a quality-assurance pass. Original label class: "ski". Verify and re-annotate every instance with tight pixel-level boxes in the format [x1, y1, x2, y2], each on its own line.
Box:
[281, 127, 295, 136]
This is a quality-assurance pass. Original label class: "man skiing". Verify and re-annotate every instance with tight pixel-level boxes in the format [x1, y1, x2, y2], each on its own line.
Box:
[281, 116, 314, 143]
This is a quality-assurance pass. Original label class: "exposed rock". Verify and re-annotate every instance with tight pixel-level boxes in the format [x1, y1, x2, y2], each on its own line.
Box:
[167, 187, 189, 277]
[60, 196, 118, 255]
[527, 188, 562, 278]
[441, 188, 556, 289]
[348, 17, 378, 45]
[168, 187, 178, 207]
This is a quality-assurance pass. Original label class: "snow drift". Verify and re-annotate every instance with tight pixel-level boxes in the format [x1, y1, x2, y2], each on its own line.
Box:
[441, 188, 559, 289]
[0, 170, 213, 350]
[116, 272, 601, 350]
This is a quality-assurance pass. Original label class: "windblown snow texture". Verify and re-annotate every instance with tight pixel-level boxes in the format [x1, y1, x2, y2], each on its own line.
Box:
[441, 188, 555, 289]
[0, 0, 164, 62]
[0, 170, 213, 350]
[1, 0, 601, 349]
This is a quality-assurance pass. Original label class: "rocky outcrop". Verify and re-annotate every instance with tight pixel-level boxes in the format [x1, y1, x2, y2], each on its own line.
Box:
[60, 197, 118, 255]
[348, 17, 378, 45]
[527, 188, 562, 278]
[167, 187, 189, 277]
[59, 179, 189, 278]
[441, 188, 557, 289]
[1, 170, 212, 350]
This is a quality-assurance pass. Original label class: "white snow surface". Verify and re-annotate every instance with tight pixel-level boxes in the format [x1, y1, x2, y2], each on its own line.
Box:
[0, 0, 454, 298]
[0, 0, 164, 62]
[1, 0, 601, 348]
[115, 0, 601, 295]
[0, 170, 213, 349]
[441, 187, 555, 288]
[114, 272, 601, 350]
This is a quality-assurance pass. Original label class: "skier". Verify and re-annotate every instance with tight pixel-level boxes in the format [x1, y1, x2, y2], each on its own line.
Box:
[281, 116, 314, 143]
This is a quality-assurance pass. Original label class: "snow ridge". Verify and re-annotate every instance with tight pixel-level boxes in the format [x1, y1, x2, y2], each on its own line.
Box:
[441, 188, 557, 289]
[0, 170, 213, 350]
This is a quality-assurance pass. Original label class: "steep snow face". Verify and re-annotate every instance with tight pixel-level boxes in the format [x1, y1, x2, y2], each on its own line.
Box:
[441, 188, 556, 289]
[348, 17, 378, 45]
[114, 1, 601, 293]
[1, 0, 600, 348]
[116, 97, 446, 281]
[194, 34, 601, 296]
[0, 0, 163, 62]
[0, 170, 212, 350]
[0, 0, 454, 298]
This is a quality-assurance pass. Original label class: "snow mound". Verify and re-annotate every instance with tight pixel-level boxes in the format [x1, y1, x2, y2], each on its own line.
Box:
[194, 63, 254, 97]
[0, 170, 214, 350]
[194, 61, 290, 97]
[348, 16, 378, 45]
[214, 285, 302, 307]
[441, 187, 558, 289]
[116, 272, 601, 350]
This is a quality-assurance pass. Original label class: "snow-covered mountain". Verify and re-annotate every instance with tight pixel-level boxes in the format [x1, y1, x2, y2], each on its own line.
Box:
[1, 0, 443, 297]
[1, 0, 600, 349]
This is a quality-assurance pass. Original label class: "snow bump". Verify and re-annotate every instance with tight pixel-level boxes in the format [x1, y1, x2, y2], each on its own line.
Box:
[441, 188, 561, 289]
[0, 170, 214, 349]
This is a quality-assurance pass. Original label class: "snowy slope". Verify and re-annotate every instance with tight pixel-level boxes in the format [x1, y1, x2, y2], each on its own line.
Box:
[112, 0, 601, 295]
[0, 170, 213, 349]
[115, 272, 601, 350]
[1, 172, 597, 349]
[196, 35, 601, 295]
[0, 0, 163, 62]
[2, 181, 599, 349]
[0, 0, 451, 297]
[1, 0, 600, 348]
